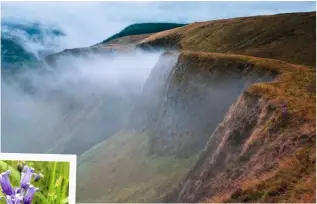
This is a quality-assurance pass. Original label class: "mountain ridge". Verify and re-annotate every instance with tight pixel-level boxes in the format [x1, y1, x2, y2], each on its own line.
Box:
[138, 11, 316, 66]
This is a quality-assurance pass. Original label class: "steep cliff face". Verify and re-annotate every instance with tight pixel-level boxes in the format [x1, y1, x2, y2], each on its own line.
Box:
[174, 93, 263, 201]
[139, 51, 276, 157]
[130, 52, 179, 130]
[162, 53, 316, 203]
[76, 51, 279, 202]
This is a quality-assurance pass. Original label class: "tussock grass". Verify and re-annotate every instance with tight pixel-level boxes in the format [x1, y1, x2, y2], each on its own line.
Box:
[228, 145, 316, 203]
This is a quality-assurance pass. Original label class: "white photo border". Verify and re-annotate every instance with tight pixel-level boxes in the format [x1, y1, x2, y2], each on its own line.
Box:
[0, 153, 77, 204]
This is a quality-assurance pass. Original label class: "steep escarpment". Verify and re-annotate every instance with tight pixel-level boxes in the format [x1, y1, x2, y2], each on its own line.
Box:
[137, 51, 276, 157]
[163, 52, 316, 203]
[139, 12, 316, 66]
[77, 50, 295, 203]
[130, 51, 179, 131]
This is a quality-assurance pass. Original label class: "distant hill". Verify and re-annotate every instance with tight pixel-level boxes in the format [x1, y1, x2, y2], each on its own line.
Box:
[1, 37, 36, 66]
[99, 23, 187, 45]
[1, 20, 65, 73]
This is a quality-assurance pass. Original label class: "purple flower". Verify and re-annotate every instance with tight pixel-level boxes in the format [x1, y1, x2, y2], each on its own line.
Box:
[20, 166, 34, 189]
[1, 164, 41, 204]
[4, 194, 23, 204]
[0, 170, 14, 196]
[5, 195, 13, 204]
[23, 185, 38, 204]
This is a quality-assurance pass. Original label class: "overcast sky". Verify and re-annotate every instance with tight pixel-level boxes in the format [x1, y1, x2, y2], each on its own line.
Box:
[1, 1, 316, 48]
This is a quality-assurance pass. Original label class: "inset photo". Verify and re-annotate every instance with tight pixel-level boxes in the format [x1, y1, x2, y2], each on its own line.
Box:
[0, 153, 76, 204]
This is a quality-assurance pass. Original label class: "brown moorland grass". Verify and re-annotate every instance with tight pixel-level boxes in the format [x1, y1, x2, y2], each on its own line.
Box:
[139, 12, 316, 66]
[224, 145, 316, 203]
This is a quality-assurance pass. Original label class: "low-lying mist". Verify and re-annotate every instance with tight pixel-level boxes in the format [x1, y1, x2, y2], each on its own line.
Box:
[2, 49, 162, 154]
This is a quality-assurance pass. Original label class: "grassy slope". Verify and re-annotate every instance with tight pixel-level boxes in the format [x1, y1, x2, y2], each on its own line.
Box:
[139, 12, 316, 66]
[99, 23, 186, 45]
[77, 131, 199, 202]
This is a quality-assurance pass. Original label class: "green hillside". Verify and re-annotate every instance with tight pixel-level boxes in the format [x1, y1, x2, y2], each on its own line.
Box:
[77, 131, 199, 202]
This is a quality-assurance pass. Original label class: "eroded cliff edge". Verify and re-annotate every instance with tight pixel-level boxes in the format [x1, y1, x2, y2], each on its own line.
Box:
[160, 52, 316, 203]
